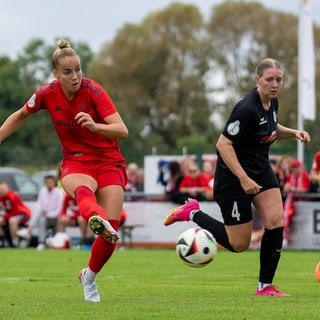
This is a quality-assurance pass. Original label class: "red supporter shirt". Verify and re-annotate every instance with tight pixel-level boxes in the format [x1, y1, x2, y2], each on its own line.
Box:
[60, 194, 80, 219]
[312, 151, 320, 172]
[25, 78, 125, 162]
[0, 190, 31, 221]
[179, 173, 209, 189]
[285, 172, 310, 192]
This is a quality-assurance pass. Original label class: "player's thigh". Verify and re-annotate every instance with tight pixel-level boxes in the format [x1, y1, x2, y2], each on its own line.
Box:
[216, 192, 253, 251]
[61, 173, 98, 198]
[225, 221, 252, 252]
[252, 188, 284, 229]
[96, 185, 124, 220]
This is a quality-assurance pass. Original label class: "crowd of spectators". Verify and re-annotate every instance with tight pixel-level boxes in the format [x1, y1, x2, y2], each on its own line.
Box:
[157, 157, 216, 204]
[252, 154, 316, 248]
[155, 153, 318, 249]
[0, 152, 319, 249]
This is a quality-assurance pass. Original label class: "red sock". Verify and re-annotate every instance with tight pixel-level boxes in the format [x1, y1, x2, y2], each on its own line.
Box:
[88, 220, 120, 272]
[75, 186, 107, 221]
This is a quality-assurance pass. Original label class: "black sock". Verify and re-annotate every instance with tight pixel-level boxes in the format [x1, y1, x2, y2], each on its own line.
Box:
[259, 227, 283, 284]
[193, 211, 236, 252]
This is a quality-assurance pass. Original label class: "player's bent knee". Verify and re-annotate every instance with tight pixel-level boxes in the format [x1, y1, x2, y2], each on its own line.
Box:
[230, 241, 250, 252]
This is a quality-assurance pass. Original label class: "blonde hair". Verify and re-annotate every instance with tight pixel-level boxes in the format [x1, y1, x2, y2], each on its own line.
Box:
[51, 39, 78, 69]
[256, 58, 282, 77]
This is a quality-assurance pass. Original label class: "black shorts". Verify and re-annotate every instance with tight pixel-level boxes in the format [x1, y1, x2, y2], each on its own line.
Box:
[214, 164, 279, 226]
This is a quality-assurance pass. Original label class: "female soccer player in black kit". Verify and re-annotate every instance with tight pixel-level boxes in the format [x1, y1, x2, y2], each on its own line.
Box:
[164, 58, 310, 296]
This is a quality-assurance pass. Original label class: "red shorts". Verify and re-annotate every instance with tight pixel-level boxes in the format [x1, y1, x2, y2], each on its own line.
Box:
[60, 159, 127, 189]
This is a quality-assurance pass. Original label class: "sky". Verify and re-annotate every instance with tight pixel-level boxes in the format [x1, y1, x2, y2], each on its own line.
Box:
[0, 0, 319, 58]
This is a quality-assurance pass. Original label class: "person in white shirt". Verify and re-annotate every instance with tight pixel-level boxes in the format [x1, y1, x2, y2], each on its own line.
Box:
[29, 174, 64, 250]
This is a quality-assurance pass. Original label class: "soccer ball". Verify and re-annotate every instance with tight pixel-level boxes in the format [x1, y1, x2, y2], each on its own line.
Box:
[176, 227, 217, 267]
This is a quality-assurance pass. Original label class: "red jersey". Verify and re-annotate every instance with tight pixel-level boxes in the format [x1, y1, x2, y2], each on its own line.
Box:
[60, 194, 80, 219]
[179, 173, 209, 189]
[285, 171, 310, 192]
[25, 78, 125, 162]
[0, 190, 31, 221]
[312, 151, 320, 172]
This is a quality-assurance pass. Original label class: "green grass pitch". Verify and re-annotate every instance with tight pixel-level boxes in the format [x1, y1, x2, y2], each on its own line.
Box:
[0, 248, 319, 320]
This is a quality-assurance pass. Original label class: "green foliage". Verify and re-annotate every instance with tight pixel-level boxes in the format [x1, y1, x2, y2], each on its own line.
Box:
[88, 1, 320, 164]
[0, 249, 319, 319]
[88, 3, 212, 160]
[206, 1, 302, 125]
[0, 38, 93, 167]
[0, 2, 320, 166]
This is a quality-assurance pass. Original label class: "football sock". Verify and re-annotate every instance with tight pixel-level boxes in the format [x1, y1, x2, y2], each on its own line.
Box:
[258, 282, 272, 291]
[75, 186, 107, 222]
[84, 267, 98, 283]
[190, 210, 199, 220]
[88, 219, 120, 273]
[259, 227, 283, 284]
[193, 211, 236, 252]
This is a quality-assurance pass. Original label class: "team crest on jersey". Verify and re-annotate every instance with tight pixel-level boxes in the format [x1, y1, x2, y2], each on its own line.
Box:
[80, 103, 89, 112]
[28, 94, 36, 108]
[227, 120, 240, 136]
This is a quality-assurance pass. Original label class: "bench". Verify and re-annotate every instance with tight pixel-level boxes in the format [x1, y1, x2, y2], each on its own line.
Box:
[119, 224, 144, 248]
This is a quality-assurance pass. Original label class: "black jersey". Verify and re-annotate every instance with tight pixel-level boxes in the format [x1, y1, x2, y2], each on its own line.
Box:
[217, 87, 278, 177]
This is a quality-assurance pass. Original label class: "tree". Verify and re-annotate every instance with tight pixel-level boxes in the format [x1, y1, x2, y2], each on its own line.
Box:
[88, 3, 214, 160]
[206, 1, 320, 162]
[0, 38, 94, 166]
[1, 3, 319, 167]
[206, 1, 298, 124]
[17, 38, 93, 87]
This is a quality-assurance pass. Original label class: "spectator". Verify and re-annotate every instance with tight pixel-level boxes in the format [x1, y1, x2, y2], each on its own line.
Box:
[157, 160, 169, 186]
[202, 160, 215, 181]
[28, 175, 64, 250]
[56, 193, 93, 245]
[179, 162, 210, 201]
[180, 157, 196, 176]
[282, 159, 310, 245]
[309, 151, 320, 192]
[276, 155, 291, 197]
[119, 209, 127, 228]
[0, 181, 31, 248]
[283, 159, 310, 195]
[160, 160, 185, 204]
[125, 162, 141, 192]
[202, 160, 216, 201]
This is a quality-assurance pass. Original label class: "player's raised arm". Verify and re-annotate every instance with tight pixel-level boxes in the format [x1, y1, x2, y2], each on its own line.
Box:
[0, 105, 32, 143]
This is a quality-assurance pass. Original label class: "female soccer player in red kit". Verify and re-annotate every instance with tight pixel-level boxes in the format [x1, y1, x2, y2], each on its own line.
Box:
[0, 39, 128, 302]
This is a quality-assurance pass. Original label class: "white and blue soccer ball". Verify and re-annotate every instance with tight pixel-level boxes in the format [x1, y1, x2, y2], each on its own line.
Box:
[176, 227, 217, 267]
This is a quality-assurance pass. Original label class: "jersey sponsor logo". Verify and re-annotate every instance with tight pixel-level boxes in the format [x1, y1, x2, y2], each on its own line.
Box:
[260, 130, 278, 144]
[27, 94, 36, 108]
[227, 120, 240, 136]
[52, 119, 80, 128]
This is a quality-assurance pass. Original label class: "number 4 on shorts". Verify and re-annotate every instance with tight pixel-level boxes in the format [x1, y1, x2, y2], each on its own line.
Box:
[231, 201, 241, 221]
